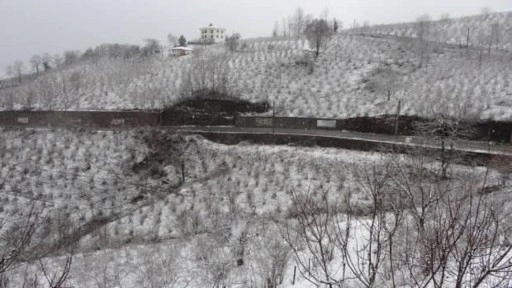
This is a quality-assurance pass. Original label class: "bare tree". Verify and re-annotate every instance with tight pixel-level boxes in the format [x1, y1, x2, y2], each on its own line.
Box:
[320, 7, 329, 21]
[390, 153, 512, 288]
[69, 71, 82, 92]
[280, 131, 512, 287]
[0, 204, 42, 276]
[332, 163, 405, 288]
[167, 33, 178, 47]
[180, 52, 238, 99]
[64, 51, 79, 66]
[367, 65, 400, 101]
[413, 113, 473, 179]
[41, 53, 52, 71]
[281, 18, 289, 37]
[292, 7, 306, 38]
[281, 188, 338, 287]
[225, 33, 241, 52]
[489, 155, 512, 186]
[333, 18, 341, 34]
[252, 222, 290, 288]
[450, 185, 512, 288]
[0, 202, 80, 288]
[281, 163, 405, 288]
[135, 245, 188, 288]
[38, 255, 73, 288]
[490, 22, 501, 53]
[29, 55, 42, 75]
[305, 19, 333, 57]
[53, 54, 63, 67]
[195, 234, 232, 288]
[415, 14, 432, 67]
[10, 61, 24, 85]
[5, 66, 14, 86]
[440, 13, 451, 22]
[389, 152, 465, 287]
[142, 39, 161, 56]
[272, 21, 279, 38]
[481, 6, 492, 18]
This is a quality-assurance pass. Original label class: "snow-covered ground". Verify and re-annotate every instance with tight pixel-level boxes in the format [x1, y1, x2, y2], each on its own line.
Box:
[1, 128, 510, 287]
[0, 128, 385, 287]
[0, 127, 385, 241]
[1, 12, 512, 121]
[366, 11, 512, 50]
[2, 10, 512, 287]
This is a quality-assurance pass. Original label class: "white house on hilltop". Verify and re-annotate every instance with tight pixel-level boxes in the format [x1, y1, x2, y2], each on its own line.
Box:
[200, 24, 226, 43]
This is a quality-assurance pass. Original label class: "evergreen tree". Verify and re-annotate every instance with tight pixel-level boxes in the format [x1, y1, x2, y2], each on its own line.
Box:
[178, 35, 187, 47]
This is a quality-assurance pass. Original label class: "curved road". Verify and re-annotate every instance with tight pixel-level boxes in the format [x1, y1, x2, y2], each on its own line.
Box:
[167, 126, 512, 157]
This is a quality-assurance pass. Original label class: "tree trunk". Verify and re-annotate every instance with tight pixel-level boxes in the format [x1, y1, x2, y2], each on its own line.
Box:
[466, 27, 470, 48]
[181, 160, 186, 183]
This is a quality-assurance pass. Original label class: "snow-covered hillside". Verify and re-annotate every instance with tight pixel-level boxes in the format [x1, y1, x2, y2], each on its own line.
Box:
[365, 11, 512, 50]
[1, 12, 511, 121]
[2, 128, 511, 287]
[0, 127, 377, 241]
[0, 128, 386, 287]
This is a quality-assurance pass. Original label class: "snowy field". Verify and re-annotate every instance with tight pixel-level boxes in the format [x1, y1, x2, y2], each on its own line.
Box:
[0, 128, 387, 287]
[1, 128, 511, 287]
[0, 127, 384, 240]
[367, 11, 512, 50]
[1, 11, 512, 121]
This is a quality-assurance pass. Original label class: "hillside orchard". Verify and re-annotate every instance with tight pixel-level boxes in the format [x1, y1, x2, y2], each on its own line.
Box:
[1, 12, 512, 121]
[2, 10, 512, 288]
[1, 128, 511, 287]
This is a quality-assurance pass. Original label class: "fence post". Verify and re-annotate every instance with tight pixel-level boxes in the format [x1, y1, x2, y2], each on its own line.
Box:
[292, 266, 297, 285]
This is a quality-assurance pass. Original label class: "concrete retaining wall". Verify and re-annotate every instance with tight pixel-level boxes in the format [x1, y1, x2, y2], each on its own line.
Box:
[0, 111, 511, 143]
[235, 116, 333, 130]
[0, 111, 160, 128]
[236, 115, 512, 143]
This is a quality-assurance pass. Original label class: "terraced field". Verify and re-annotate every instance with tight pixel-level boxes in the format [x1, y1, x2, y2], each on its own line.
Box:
[1, 12, 512, 121]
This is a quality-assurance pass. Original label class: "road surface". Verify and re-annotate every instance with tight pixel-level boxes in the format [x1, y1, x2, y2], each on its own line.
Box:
[166, 126, 512, 157]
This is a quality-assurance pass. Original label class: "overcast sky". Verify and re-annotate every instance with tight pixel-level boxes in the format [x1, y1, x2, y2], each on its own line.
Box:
[1, 0, 511, 77]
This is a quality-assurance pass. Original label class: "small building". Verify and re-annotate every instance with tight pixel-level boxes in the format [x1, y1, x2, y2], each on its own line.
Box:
[200, 23, 226, 43]
[169, 46, 193, 57]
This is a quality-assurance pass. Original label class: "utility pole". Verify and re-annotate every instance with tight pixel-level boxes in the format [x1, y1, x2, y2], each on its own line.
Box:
[272, 100, 276, 135]
[394, 99, 401, 138]
[181, 159, 185, 183]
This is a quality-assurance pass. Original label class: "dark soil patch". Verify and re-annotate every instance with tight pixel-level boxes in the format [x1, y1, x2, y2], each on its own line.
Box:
[161, 91, 270, 126]
[132, 131, 187, 177]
